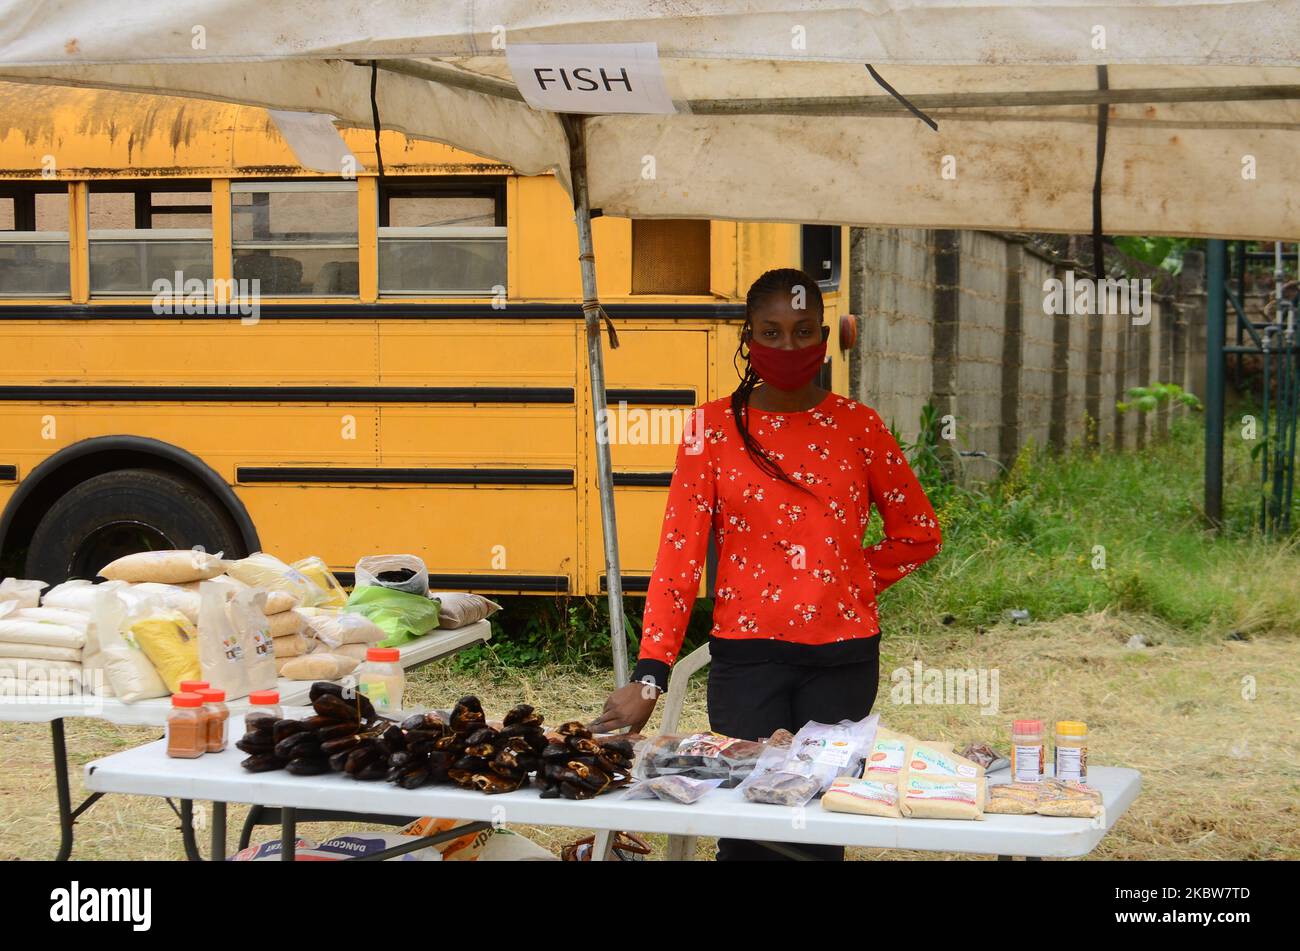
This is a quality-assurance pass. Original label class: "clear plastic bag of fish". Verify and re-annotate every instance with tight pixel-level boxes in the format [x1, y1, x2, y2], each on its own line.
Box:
[626, 775, 726, 805]
[738, 714, 878, 807]
[633, 731, 766, 787]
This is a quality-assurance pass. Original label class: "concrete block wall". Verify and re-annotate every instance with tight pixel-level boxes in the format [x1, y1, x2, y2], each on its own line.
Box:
[847, 228, 1199, 483]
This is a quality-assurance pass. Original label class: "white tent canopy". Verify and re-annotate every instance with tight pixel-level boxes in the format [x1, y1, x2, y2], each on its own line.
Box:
[0, 0, 1297, 238]
[2, 1, 1297, 680]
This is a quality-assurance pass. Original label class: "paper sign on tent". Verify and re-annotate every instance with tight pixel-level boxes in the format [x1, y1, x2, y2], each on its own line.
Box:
[267, 110, 358, 174]
[506, 42, 676, 115]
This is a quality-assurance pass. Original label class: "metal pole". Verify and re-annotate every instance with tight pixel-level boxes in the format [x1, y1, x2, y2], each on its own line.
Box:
[1206, 239, 1227, 527]
[560, 113, 630, 687]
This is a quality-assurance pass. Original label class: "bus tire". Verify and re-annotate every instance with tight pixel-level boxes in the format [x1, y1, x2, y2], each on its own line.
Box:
[25, 467, 247, 583]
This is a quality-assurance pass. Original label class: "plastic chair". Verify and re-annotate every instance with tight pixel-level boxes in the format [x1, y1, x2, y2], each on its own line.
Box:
[591, 643, 711, 861]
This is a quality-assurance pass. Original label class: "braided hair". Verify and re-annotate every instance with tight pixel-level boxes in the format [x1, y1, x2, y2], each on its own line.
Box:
[731, 267, 825, 493]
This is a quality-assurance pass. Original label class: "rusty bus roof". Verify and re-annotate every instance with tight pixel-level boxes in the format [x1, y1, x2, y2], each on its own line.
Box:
[0, 81, 512, 179]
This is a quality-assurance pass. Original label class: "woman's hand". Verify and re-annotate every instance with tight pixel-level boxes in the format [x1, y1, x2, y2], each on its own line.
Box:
[588, 681, 660, 735]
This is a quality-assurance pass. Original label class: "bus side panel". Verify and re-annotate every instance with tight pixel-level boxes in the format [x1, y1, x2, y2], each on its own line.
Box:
[581, 323, 711, 595]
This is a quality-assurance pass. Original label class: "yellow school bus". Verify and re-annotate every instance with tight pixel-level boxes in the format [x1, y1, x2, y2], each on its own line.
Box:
[0, 82, 851, 596]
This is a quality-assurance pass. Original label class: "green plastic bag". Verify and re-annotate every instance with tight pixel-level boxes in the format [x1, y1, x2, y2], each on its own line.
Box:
[344, 585, 440, 648]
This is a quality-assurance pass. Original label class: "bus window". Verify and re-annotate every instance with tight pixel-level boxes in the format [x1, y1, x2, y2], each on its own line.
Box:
[378, 181, 506, 296]
[0, 185, 70, 297]
[232, 181, 358, 296]
[631, 219, 710, 294]
[88, 184, 213, 296]
[801, 224, 840, 288]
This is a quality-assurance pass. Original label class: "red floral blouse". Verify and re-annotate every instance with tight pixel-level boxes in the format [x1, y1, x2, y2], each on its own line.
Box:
[630, 392, 942, 690]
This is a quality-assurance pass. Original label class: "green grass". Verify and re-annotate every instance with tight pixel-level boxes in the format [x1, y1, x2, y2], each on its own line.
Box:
[481, 406, 1300, 668]
[878, 407, 1300, 641]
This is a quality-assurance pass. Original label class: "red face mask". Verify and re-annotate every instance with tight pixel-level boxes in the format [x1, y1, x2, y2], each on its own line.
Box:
[747, 338, 827, 391]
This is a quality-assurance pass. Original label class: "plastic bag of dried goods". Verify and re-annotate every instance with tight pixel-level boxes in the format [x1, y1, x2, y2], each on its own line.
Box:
[42, 579, 127, 613]
[862, 727, 914, 781]
[0, 617, 86, 650]
[93, 592, 168, 703]
[985, 782, 1044, 815]
[266, 609, 308, 639]
[198, 581, 249, 700]
[291, 556, 348, 608]
[899, 774, 987, 820]
[1035, 779, 1103, 819]
[120, 582, 202, 624]
[0, 577, 47, 609]
[12, 606, 90, 632]
[428, 592, 502, 629]
[633, 731, 767, 788]
[225, 552, 328, 606]
[277, 652, 359, 680]
[127, 601, 201, 694]
[99, 549, 226, 584]
[298, 608, 385, 648]
[821, 776, 902, 818]
[625, 776, 725, 804]
[344, 585, 439, 648]
[355, 554, 428, 597]
[272, 632, 307, 658]
[738, 714, 878, 807]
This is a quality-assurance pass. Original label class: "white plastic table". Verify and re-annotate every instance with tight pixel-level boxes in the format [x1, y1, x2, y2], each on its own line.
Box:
[0, 621, 490, 859]
[82, 712, 1142, 861]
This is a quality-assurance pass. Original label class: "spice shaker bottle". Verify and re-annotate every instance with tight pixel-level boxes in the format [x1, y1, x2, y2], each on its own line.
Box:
[1054, 720, 1088, 782]
[1010, 719, 1044, 783]
[167, 692, 208, 759]
[197, 688, 230, 753]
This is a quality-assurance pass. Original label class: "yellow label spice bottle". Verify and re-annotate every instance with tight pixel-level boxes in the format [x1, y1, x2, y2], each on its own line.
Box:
[1054, 720, 1088, 782]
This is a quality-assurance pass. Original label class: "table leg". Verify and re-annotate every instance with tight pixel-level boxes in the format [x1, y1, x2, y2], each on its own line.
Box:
[239, 803, 264, 850]
[211, 802, 227, 861]
[179, 799, 205, 861]
[281, 807, 297, 862]
[51, 719, 74, 862]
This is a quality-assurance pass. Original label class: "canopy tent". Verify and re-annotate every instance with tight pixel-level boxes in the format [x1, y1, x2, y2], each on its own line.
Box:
[2, 0, 1297, 680]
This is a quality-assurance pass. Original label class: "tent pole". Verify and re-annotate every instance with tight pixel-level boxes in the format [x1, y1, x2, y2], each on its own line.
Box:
[561, 113, 630, 687]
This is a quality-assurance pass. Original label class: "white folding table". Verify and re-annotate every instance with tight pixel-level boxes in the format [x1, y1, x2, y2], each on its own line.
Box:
[81, 710, 1142, 861]
[0, 620, 490, 859]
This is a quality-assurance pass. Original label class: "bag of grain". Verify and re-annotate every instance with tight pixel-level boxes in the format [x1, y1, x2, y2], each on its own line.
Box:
[225, 552, 329, 606]
[41, 579, 128, 613]
[0, 658, 84, 696]
[266, 609, 308, 639]
[99, 549, 226, 584]
[428, 592, 502, 629]
[272, 632, 307, 658]
[0, 617, 86, 650]
[12, 606, 90, 632]
[291, 556, 348, 608]
[821, 776, 902, 818]
[127, 601, 201, 693]
[0, 577, 47, 609]
[92, 592, 168, 703]
[120, 583, 202, 624]
[298, 608, 385, 648]
[278, 652, 359, 680]
[897, 741, 987, 820]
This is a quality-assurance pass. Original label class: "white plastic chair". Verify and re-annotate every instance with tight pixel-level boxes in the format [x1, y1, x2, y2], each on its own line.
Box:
[591, 643, 711, 861]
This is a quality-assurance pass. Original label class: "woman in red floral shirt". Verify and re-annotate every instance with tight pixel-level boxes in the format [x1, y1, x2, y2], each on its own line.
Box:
[592, 268, 942, 860]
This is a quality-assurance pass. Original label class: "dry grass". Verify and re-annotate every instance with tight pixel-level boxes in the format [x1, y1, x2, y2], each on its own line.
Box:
[2, 611, 1296, 861]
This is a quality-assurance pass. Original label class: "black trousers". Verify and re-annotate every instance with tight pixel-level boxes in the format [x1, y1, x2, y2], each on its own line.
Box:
[707, 639, 880, 862]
